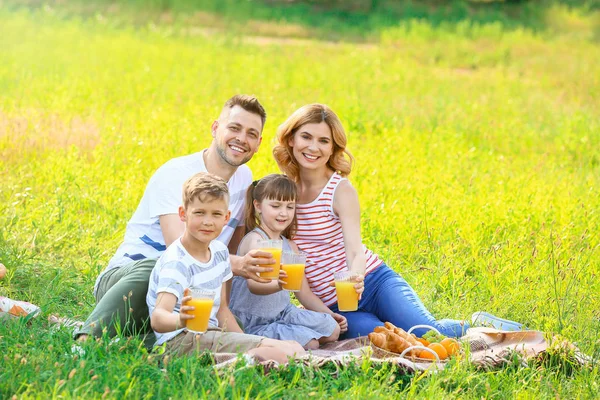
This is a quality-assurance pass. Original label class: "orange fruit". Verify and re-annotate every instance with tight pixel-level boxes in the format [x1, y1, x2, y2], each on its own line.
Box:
[415, 337, 430, 347]
[0, 263, 6, 280]
[427, 343, 449, 360]
[440, 338, 460, 356]
[418, 349, 436, 360]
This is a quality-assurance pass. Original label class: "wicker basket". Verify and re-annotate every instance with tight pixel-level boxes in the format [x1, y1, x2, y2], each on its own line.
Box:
[369, 324, 449, 364]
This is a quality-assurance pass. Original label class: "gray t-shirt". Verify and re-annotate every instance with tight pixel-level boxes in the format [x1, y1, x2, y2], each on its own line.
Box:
[146, 238, 232, 345]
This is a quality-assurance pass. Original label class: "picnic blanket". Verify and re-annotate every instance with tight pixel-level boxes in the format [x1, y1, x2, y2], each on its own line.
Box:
[213, 328, 590, 374]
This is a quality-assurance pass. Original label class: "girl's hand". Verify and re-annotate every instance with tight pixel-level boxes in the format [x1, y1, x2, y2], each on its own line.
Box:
[353, 274, 365, 300]
[179, 289, 195, 328]
[331, 313, 348, 333]
[277, 270, 288, 290]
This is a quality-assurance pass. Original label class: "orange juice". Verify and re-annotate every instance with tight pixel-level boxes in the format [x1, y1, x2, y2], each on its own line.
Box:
[335, 280, 359, 311]
[185, 298, 214, 332]
[281, 263, 305, 291]
[258, 247, 282, 280]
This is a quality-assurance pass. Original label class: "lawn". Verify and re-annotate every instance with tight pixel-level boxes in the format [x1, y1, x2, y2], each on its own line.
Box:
[1, 0, 599, 398]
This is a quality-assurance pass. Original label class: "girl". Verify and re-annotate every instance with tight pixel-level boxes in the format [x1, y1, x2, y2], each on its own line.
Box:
[229, 174, 347, 349]
[272, 104, 524, 338]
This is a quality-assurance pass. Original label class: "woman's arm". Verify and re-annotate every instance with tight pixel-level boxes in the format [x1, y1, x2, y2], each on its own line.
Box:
[333, 180, 367, 275]
[332, 180, 366, 298]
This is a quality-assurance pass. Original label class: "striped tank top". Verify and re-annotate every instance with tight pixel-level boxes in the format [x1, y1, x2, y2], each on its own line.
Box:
[294, 172, 382, 306]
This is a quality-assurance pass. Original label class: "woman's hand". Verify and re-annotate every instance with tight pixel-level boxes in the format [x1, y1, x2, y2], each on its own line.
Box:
[331, 313, 348, 333]
[353, 274, 365, 300]
[328, 273, 365, 300]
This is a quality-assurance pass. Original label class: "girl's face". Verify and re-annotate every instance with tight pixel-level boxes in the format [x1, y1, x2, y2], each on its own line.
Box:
[254, 198, 296, 235]
[289, 122, 334, 172]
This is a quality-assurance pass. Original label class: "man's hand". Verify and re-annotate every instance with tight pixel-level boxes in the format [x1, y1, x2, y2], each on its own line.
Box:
[231, 250, 276, 283]
[331, 313, 348, 333]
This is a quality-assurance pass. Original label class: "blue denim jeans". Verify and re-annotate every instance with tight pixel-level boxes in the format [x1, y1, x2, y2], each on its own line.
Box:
[329, 264, 469, 338]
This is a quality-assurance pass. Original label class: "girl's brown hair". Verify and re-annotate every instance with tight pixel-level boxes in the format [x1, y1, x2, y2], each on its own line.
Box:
[244, 174, 298, 239]
[273, 104, 354, 182]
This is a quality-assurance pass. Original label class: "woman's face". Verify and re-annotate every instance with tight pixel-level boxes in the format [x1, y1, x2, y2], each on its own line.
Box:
[289, 122, 334, 172]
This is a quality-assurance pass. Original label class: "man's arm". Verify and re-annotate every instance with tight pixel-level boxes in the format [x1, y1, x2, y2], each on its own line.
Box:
[228, 226, 245, 255]
[159, 214, 185, 247]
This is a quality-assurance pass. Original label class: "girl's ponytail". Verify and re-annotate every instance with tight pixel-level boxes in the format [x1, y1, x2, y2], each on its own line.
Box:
[244, 180, 260, 233]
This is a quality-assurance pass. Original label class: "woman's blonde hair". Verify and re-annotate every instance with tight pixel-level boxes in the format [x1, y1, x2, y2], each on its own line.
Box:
[273, 104, 354, 182]
[244, 174, 298, 239]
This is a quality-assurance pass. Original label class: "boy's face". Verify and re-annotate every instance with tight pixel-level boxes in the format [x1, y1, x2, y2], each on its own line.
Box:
[179, 196, 231, 244]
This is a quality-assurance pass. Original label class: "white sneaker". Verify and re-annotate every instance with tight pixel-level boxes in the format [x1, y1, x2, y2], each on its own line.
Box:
[471, 311, 525, 331]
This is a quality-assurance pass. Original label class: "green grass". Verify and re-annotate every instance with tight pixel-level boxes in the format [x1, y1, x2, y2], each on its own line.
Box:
[1, 0, 600, 398]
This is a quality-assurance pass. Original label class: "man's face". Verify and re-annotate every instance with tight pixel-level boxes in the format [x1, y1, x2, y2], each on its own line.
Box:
[212, 105, 263, 167]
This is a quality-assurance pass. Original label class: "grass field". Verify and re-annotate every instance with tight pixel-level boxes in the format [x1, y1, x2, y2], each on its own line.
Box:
[1, 0, 600, 398]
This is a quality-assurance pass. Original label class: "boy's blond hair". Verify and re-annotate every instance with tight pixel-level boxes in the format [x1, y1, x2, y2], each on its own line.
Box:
[182, 172, 229, 208]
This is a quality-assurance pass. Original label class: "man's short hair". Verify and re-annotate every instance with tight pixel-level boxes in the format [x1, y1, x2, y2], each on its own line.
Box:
[182, 172, 229, 208]
[224, 94, 267, 128]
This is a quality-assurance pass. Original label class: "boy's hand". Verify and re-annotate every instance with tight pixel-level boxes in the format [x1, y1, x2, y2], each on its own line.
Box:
[331, 313, 348, 333]
[178, 288, 195, 329]
[238, 250, 276, 283]
[277, 270, 288, 290]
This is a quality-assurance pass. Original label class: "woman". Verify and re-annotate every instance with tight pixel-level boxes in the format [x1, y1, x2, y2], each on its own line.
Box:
[272, 104, 522, 338]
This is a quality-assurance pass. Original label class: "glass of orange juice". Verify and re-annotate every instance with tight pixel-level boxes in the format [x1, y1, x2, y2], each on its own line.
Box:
[334, 271, 359, 312]
[281, 251, 306, 292]
[256, 239, 283, 280]
[185, 288, 216, 333]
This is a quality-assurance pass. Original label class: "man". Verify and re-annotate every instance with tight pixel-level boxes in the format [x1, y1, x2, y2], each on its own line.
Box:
[76, 95, 276, 343]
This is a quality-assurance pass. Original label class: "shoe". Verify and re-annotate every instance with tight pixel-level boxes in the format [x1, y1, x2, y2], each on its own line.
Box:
[471, 311, 525, 331]
[71, 344, 86, 357]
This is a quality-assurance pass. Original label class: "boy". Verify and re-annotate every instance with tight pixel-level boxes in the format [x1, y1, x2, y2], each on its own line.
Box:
[146, 172, 304, 361]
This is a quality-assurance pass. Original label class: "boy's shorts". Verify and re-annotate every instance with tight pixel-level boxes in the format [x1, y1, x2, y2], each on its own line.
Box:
[165, 328, 264, 355]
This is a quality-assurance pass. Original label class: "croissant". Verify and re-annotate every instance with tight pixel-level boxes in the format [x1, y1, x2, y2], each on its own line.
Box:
[373, 326, 388, 334]
[384, 322, 420, 356]
[383, 329, 411, 353]
[368, 332, 387, 349]
[384, 322, 420, 347]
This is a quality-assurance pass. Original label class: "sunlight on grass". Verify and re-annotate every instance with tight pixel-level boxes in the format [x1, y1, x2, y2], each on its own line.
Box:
[1, 1, 599, 398]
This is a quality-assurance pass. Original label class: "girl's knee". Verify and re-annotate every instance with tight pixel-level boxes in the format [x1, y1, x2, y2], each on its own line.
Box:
[319, 324, 340, 344]
[330, 323, 341, 340]
[305, 339, 320, 350]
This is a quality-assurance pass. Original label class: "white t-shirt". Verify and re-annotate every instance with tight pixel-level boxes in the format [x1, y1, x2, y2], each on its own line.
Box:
[146, 238, 232, 345]
[94, 150, 251, 295]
